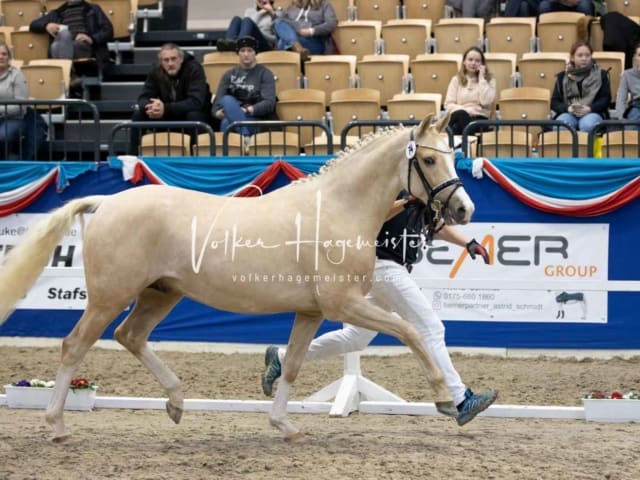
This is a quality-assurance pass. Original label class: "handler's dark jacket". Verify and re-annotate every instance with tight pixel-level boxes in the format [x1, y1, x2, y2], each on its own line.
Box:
[137, 53, 213, 118]
[29, 1, 114, 72]
[376, 194, 425, 267]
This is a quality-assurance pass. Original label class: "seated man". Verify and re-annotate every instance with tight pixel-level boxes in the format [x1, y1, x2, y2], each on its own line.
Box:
[29, 0, 114, 81]
[212, 36, 277, 138]
[130, 43, 213, 154]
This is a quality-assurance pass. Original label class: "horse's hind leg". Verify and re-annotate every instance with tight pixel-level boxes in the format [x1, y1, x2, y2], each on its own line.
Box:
[46, 302, 126, 442]
[332, 295, 454, 413]
[269, 312, 323, 441]
[114, 286, 183, 424]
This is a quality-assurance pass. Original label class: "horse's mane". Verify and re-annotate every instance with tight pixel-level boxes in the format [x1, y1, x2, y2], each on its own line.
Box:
[293, 125, 406, 185]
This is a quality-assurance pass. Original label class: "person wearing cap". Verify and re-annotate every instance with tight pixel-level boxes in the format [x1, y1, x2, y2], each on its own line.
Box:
[130, 43, 213, 154]
[212, 36, 277, 138]
[217, 0, 277, 53]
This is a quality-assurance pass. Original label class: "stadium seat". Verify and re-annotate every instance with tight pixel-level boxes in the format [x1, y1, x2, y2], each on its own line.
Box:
[303, 54, 357, 101]
[256, 50, 302, 96]
[356, 53, 410, 107]
[332, 20, 382, 59]
[485, 17, 536, 58]
[10, 30, 49, 63]
[386, 92, 442, 121]
[536, 12, 584, 53]
[276, 88, 327, 146]
[517, 52, 569, 92]
[380, 18, 431, 59]
[1, 0, 43, 28]
[354, 0, 400, 22]
[402, 0, 446, 24]
[245, 131, 301, 156]
[537, 130, 589, 158]
[329, 87, 381, 137]
[409, 53, 461, 100]
[432, 18, 484, 54]
[140, 131, 191, 156]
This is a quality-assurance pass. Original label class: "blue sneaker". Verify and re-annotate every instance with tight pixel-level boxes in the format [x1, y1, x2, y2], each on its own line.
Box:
[456, 388, 497, 426]
[261, 345, 281, 397]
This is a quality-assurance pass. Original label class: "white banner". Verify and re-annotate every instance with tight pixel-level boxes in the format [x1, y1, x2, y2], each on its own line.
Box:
[412, 223, 609, 323]
[1, 213, 88, 310]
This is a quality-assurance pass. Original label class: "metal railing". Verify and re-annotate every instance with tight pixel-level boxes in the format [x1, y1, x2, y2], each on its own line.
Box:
[109, 121, 216, 157]
[0, 99, 100, 163]
[223, 120, 332, 156]
[588, 120, 640, 158]
[461, 119, 580, 158]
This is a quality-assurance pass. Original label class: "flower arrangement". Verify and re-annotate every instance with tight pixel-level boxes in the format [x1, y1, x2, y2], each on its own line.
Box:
[11, 377, 98, 391]
[584, 390, 640, 400]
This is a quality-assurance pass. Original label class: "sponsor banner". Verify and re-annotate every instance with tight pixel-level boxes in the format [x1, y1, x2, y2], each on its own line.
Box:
[412, 223, 609, 323]
[1, 213, 88, 310]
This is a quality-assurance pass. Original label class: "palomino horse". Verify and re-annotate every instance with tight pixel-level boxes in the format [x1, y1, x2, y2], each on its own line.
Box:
[0, 113, 474, 442]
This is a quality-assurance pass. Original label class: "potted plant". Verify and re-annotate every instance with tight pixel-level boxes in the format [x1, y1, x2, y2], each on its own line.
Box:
[4, 377, 98, 411]
[582, 390, 640, 423]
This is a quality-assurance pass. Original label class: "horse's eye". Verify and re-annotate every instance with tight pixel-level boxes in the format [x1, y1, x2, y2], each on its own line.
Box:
[422, 156, 436, 165]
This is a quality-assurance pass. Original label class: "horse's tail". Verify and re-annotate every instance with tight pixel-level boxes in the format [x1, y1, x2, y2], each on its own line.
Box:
[0, 195, 106, 325]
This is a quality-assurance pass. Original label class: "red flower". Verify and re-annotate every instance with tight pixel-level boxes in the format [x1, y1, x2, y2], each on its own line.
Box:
[589, 391, 606, 399]
[70, 378, 91, 389]
[610, 391, 624, 399]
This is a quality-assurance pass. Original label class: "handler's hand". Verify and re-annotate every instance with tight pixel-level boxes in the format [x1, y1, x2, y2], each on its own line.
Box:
[466, 238, 489, 264]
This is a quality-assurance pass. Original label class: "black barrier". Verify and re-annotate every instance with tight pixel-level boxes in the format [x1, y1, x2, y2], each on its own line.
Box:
[461, 119, 580, 158]
[109, 121, 216, 157]
[223, 120, 332, 156]
[0, 99, 100, 163]
[588, 120, 640, 158]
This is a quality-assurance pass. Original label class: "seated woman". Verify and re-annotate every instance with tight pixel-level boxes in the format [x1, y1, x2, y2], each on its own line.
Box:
[551, 40, 611, 133]
[444, 46, 497, 136]
[217, 0, 277, 53]
[614, 41, 640, 129]
[274, 0, 337, 60]
[0, 42, 45, 160]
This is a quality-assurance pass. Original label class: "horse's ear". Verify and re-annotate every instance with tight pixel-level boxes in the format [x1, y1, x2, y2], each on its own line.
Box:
[432, 110, 451, 134]
[416, 113, 435, 138]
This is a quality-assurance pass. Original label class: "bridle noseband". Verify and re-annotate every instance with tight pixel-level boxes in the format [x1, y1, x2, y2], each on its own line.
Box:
[405, 128, 463, 240]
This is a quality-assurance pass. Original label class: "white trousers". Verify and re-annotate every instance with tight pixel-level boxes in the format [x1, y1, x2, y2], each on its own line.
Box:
[302, 259, 467, 405]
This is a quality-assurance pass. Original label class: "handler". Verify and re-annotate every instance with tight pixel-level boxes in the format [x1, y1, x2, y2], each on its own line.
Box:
[261, 194, 497, 426]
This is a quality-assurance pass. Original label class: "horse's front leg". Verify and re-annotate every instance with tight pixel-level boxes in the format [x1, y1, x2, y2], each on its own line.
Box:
[332, 295, 454, 414]
[269, 312, 323, 442]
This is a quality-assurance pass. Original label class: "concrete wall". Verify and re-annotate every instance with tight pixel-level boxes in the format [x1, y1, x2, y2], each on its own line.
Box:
[187, 0, 255, 30]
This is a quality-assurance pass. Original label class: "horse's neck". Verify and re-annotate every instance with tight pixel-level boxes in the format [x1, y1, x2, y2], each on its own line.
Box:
[314, 130, 407, 231]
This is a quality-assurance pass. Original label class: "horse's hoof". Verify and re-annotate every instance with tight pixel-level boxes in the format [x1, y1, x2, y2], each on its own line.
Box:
[435, 401, 458, 418]
[284, 431, 305, 443]
[166, 401, 183, 424]
[51, 433, 72, 443]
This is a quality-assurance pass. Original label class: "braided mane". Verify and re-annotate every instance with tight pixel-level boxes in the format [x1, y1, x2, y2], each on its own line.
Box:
[293, 126, 405, 185]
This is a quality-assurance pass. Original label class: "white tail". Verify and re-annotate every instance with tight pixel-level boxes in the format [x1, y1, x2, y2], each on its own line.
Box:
[0, 196, 106, 324]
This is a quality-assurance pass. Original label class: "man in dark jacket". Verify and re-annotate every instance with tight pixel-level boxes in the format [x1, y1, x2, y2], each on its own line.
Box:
[29, 0, 113, 75]
[130, 43, 213, 154]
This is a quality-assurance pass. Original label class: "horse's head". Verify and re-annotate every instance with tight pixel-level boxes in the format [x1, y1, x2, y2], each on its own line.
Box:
[403, 112, 474, 225]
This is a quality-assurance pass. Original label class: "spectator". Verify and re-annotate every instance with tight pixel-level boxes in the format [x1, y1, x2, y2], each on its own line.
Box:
[503, 0, 540, 16]
[261, 194, 498, 427]
[538, 0, 594, 15]
[0, 42, 46, 160]
[446, 0, 495, 20]
[217, 0, 277, 53]
[551, 40, 611, 133]
[614, 42, 640, 129]
[130, 43, 213, 154]
[444, 46, 497, 136]
[212, 36, 277, 138]
[29, 0, 114, 80]
[274, 0, 337, 60]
